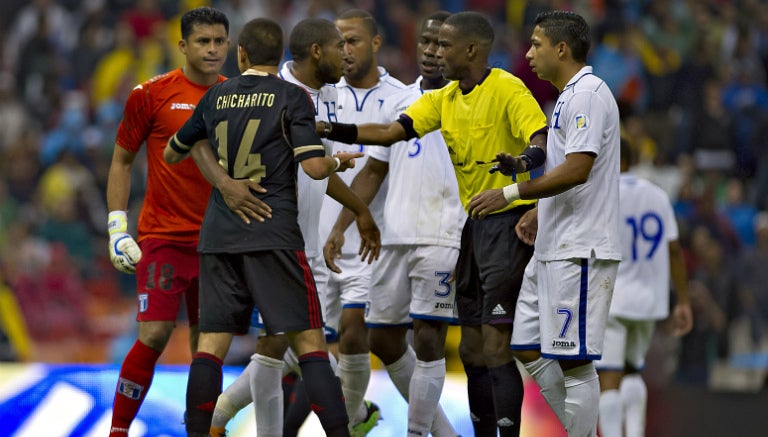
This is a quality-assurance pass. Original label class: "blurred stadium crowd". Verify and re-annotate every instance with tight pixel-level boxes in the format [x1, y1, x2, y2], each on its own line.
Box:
[1, 0, 768, 392]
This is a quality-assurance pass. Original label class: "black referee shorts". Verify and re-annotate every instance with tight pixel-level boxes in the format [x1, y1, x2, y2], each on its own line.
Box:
[455, 204, 535, 326]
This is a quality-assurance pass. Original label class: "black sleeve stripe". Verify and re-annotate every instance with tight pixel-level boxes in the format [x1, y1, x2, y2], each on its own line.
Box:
[396, 114, 419, 140]
[168, 134, 192, 154]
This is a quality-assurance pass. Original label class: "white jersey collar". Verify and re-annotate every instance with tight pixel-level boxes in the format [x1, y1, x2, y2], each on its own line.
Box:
[563, 66, 593, 90]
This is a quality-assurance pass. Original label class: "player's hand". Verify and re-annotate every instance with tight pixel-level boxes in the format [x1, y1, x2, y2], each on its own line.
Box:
[323, 228, 346, 273]
[356, 210, 380, 264]
[672, 302, 693, 337]
[334, 151, 365, 172]
[467, 188, 509, 219]
[515, 206, 538, 245]
[107, 211, 142, 274]
[494, 152, 526, 177]
[218, 178, 272, 224]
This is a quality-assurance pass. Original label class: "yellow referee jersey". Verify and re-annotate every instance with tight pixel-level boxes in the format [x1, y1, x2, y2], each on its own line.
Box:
[404, 68, 547, 213]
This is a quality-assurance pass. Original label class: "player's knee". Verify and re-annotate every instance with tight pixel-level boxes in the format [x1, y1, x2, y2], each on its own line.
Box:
[412, 326, 447, 362]
[256, 335, 290, 359]
[481, 331, 513, 361]
[137, 322, 174, 350]
[512, 349, 540, 364]
[368, 329, 402, 362]
[338, 324, 369, 354]
[458, 340, 485, 367]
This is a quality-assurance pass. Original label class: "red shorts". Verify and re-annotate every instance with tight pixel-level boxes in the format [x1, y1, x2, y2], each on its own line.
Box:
[135, 238, 199, 324]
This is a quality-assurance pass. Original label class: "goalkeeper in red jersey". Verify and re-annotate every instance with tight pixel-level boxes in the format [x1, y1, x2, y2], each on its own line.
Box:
[104, 7, 268, 436]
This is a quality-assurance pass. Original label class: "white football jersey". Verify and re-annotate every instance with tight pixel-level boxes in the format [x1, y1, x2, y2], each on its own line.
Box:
[536, 66, 621, 262]
[318, 67, 407, 255]
[367, 78, 465, 247]
[279, 61, 336, 257]
[610, 173, 679, 320]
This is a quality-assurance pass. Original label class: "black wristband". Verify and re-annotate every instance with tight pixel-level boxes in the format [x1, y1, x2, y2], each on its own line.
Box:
[519, 154, 532, 172]
[521, 145, 546, 170]
[327, 122, 358, 144]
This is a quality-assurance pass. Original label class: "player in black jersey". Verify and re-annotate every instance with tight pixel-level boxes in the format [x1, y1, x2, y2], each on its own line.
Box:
[164, 17, 360, 437]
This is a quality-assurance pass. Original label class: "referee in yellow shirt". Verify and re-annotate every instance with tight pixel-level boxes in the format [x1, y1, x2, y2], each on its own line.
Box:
[319, 11, 548, 437]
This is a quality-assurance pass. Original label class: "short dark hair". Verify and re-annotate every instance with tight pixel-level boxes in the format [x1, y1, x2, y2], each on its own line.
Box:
[419, 12, 451, 43]
[290, 18, 339, 62]
[425, 10, 451, 25]
[336, 9, 378, 37]
[534, 10, 591, 63]
[444, 12, 494, 46]
[180, 7, 229, 40]
[239, 18, 283, 66]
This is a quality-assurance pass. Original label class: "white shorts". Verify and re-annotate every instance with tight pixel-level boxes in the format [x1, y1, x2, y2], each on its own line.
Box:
[511, 257, 618, 360]
[593, 316, 655, 371]
[365, 245, 459, 326]
[320, 253, 372, 335]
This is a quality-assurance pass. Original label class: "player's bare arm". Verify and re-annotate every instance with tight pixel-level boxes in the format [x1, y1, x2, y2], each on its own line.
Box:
[323, 158, 386, 272]
[106, 145, 137, 212]
[669, 239, 693, 336]
[326, 173, 381, 265]
[106, 144, 143, 273]
[492, 132, 548, 176]
[189, 140, 274, 224]
[468, 151, 595, 219]
[163, 137, 273, 224]
[318, 120, 408, 146]
[301, 151, 364, 180]
[515, 206, 538, 246]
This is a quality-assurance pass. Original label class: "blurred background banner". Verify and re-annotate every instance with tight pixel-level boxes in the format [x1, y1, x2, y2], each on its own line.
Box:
[0, 364, 567, 437]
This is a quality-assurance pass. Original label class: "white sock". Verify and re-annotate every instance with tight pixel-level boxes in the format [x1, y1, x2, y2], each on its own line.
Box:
[563, 363, 600, 437]
[212, 361, 256, 427]
[620, 374, 647, 437]
[329, 350, 338, 372]
[250, 353, 284, 437]
[384, 347, 457, 436]
[283, 348, 300, 375]
[524, 357, 567, 426]
[338, 353, 371, 424]
[407, 359, 446, 436]
[282, 348, 337, 377]
[385, 346, 417, 397]
[598, 389, 622, 437]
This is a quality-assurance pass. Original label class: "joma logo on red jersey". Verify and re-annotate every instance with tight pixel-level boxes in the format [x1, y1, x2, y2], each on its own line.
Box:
[170, 103, 195, 110]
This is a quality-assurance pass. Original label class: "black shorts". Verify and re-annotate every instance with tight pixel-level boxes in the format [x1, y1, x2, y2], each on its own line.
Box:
[455, 205, 535, 326]
[199, 249, 324, 335]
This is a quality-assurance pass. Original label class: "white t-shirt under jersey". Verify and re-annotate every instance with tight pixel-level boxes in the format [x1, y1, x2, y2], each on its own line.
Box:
[610, 173, 679, 320]
[318, 67, 407, 255]
[367, 78, 465, 247]
[279, 61, 336, 258]
[535, 66, 621, 262]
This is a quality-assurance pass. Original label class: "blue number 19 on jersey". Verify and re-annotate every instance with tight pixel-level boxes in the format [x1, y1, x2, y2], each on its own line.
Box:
[625, 212, 664, 261]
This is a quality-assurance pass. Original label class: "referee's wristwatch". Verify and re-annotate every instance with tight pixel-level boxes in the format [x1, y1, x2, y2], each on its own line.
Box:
[319, 121, 332, 138]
